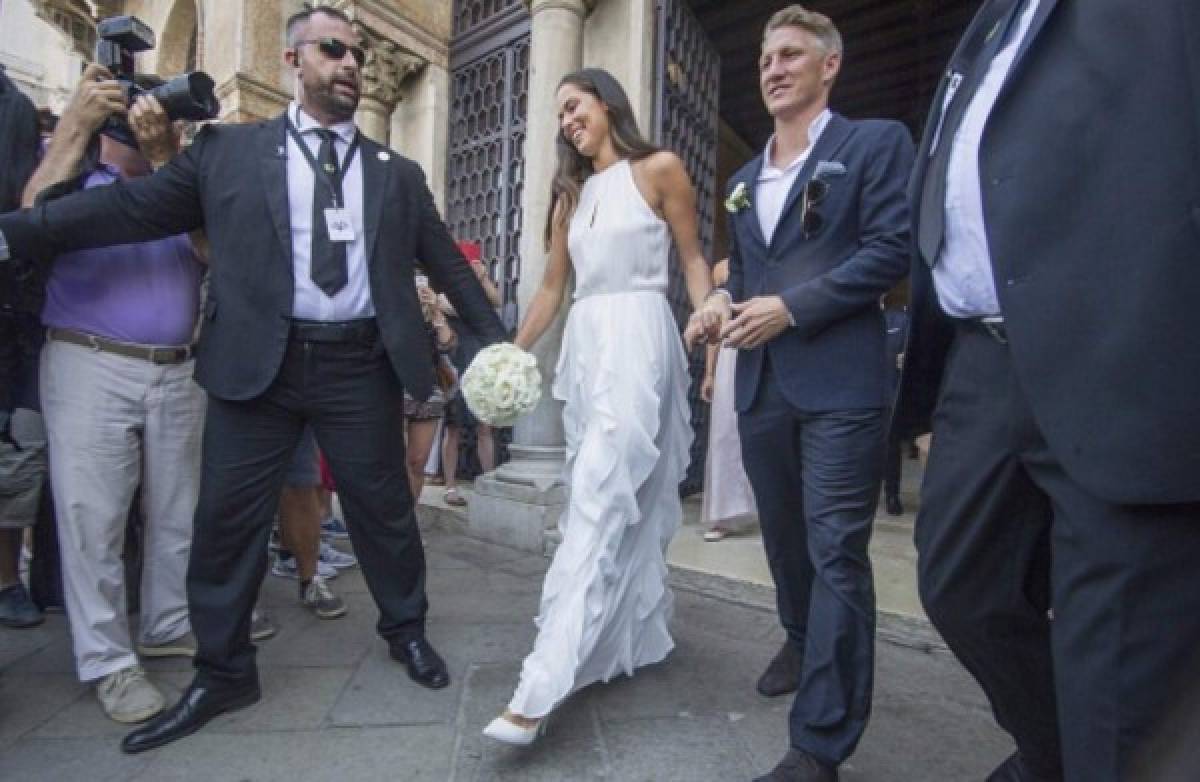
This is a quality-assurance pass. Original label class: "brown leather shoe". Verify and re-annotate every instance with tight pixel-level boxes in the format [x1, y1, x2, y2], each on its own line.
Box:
[757, 641, 802, 697]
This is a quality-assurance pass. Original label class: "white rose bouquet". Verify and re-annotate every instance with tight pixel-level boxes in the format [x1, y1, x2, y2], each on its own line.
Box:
[460, 343, 542, 427]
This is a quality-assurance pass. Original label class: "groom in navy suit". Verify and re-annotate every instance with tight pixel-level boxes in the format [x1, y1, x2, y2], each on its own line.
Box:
[689, 6, 911, 781]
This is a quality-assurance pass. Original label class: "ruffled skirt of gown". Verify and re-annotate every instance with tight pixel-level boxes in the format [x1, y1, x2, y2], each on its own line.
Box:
[508, 291, 693, 718]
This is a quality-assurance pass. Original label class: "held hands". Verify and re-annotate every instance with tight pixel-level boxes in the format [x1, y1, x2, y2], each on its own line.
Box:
[720, 296, 791, 350]
[683, 295, 731, 350]
[128, 95, 180, 167]
[62, 64, 127, 136]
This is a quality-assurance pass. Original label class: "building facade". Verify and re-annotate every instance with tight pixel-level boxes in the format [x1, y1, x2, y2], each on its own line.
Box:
[1, 0, 978, 547]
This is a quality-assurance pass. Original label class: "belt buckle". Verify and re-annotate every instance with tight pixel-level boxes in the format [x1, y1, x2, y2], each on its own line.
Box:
[150, 347, 185, 365]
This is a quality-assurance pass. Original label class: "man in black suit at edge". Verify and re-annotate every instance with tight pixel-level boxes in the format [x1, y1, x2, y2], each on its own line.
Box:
[898, 1, 1200, 780]
[0, 6, 505, 753]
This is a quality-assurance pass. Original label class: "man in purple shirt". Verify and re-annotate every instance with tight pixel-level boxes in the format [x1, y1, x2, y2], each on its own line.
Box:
[22, 65, 206, 725]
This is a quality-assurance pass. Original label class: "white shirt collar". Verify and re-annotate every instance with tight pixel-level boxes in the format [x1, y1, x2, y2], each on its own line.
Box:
[289, 101, 357, 145]
[760, 108, 833, 179]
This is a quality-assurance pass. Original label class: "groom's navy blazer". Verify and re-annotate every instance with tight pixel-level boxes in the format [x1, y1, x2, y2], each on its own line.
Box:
[725, 112, 914, 413]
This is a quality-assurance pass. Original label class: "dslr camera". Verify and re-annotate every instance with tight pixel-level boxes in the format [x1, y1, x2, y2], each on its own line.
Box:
[95, 15, 220, 146]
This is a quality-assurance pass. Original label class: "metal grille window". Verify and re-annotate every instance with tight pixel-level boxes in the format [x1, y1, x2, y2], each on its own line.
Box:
[454, 0, 524, 39]
[655, 0, 721, 495]
[447, 3, 530, 331]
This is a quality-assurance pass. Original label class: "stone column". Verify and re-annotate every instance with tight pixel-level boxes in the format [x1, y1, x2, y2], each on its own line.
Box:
[354, 20, 426, 145]
[468, 0, 594, 555]
[390, 61, 450, 210]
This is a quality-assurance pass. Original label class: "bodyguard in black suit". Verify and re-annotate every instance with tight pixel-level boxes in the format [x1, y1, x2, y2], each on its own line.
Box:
[0, 7, 504, 752]
[900, 1, 1200, 779]
[689, 8, 911, 781]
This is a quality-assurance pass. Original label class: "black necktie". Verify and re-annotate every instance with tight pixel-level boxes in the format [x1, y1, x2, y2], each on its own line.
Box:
[918, 0, 1024, 267]
[310, 128, 348, 296]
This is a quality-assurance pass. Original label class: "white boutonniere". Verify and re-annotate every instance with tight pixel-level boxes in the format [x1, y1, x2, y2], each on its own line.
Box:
[725, 182, 751, 214]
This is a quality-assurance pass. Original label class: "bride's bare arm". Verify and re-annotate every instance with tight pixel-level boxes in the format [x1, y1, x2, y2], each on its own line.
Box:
[642, 152, 724, 347]
[514, 200, 571, 350]
[649, 151, 712, 313]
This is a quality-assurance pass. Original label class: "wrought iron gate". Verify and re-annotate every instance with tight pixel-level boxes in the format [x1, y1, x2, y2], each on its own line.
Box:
[447, 0, 531, 332]
[654, 0, 720, 495]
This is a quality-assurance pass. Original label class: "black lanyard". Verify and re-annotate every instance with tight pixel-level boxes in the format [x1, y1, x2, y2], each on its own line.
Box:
[285, 119, 361, 209]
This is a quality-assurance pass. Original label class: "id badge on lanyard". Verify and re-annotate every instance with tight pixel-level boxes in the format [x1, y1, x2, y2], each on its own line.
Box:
[287, 119, 360, 242]
[324, 208, 355, 242]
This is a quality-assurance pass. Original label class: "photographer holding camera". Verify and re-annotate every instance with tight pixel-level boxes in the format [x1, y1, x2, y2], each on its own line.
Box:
[25, 62, 207, 725]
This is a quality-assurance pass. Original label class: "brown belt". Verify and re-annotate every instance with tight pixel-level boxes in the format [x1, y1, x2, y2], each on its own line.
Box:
[47, 327, 194, 365]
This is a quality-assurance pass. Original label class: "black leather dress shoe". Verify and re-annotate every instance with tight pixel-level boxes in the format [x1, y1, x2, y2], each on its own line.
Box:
[753, 748, 838, 782]
[389, 637, 450, 689]
[885, 493, 904, 516]
[757, 641, 802, 697]
[986, 752, 1063, 782]
[120, 678, 261, 754]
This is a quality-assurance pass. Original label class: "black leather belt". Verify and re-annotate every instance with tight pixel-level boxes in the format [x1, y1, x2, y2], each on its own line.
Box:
[955, 316, 1008, 344]
[288, 318, 378, 344]
[47, 327, 194, 365]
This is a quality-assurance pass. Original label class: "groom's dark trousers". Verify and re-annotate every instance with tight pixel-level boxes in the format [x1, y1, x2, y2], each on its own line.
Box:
[724, 113, 913, 764]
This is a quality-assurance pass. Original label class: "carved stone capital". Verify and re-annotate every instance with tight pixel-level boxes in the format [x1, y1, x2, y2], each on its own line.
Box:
[30, 0, 96, 58]
[30, 1, 139, 58]
[353, 21, 427, 113]
[523, 0, 599, 17]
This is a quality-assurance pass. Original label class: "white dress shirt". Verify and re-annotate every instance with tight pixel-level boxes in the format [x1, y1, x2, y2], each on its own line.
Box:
[756, 108, 832, 245]
[287, 102, 374, 321]
[933, 0, 1040, 318]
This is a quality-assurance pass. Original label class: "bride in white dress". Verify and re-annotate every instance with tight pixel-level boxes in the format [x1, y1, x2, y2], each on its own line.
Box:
[483, 69, 718, 745]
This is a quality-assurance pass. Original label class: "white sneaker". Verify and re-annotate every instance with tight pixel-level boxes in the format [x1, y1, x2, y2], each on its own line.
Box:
[301, 576, 347, 620]
[318, 541, 357, 569]
[271, 552, 337, 580]
[96, 665, 165, 724]
[320, 516, 350, 540]
[137, 630, 197, 658]
[250, 607, 277, 641]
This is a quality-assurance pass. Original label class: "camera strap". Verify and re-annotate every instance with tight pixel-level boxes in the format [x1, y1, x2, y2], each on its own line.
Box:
[285, 119, 360, 209]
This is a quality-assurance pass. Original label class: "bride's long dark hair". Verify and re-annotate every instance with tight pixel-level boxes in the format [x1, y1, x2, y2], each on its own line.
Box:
[544, 68, 659, 247]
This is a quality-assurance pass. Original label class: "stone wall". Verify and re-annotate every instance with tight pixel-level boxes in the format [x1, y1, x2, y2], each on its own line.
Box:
[2, 0, 456, 198]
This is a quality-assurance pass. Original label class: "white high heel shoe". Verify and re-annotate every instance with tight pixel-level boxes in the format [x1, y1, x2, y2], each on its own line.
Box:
[482, 713, 547, 746]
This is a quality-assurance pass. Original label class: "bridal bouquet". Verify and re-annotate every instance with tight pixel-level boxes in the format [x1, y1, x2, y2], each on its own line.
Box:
[461, 343, 542, 427]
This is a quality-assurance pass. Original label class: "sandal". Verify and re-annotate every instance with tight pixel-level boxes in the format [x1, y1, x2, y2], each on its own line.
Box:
[444, 488, 468, 507]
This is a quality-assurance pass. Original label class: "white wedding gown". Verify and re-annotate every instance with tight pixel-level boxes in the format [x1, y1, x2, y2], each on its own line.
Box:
[508, 160, 693, 718]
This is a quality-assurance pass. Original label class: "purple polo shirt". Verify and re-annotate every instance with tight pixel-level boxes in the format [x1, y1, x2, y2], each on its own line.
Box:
[41, 164, 203, 346]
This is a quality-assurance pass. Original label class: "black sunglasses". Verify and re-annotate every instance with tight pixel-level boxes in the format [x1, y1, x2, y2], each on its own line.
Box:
[297, 37, 367, 67]
[801, 178, 829, 238]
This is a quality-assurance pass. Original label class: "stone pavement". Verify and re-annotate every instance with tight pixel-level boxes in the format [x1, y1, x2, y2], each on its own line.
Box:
[0, 523, 1011, 781]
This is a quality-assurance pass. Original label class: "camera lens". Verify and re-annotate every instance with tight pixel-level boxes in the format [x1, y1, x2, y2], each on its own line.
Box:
[149, 73, 220, 122]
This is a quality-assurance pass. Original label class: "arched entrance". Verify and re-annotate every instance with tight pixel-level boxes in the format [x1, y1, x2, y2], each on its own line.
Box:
[156, 0, 200, 76]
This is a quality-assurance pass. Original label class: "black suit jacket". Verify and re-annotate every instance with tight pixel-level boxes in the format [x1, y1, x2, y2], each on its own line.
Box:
[0, 113, 505, 401]
[899, 0, 1200, 504]
[725, 113, 913, 413]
